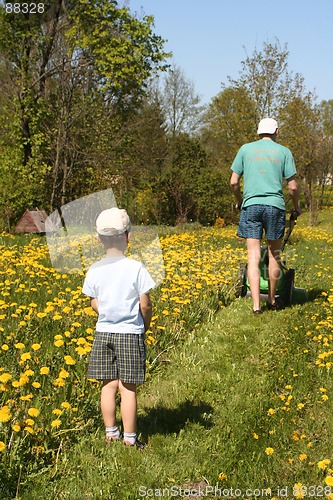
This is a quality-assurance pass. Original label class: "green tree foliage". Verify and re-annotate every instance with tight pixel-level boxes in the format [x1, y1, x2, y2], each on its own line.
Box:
[202, 87, 257, 215]
[229, 39, 307, 121]
[65, 0, 169, 105]
[0, 0, 169, 226]
[316, 100, 333, 207]
[158, 134, 226, 225]
[203, 86, 257, 168]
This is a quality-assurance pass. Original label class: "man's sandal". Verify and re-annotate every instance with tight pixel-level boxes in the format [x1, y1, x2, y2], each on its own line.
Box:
[267, 298, 284, 311]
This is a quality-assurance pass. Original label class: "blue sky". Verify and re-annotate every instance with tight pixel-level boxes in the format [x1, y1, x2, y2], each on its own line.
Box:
[128, 0, 333, 105]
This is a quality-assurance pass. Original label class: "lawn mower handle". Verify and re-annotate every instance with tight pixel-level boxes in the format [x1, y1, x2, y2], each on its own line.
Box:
[280, 210, 298, 252]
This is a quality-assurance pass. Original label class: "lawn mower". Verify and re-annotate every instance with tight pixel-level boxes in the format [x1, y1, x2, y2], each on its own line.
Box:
[235, 210, 307, 307]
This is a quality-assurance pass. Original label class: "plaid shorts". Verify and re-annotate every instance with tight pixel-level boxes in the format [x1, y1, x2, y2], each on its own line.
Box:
[87, 332, 146, 384]
[237, 204, 286, 240]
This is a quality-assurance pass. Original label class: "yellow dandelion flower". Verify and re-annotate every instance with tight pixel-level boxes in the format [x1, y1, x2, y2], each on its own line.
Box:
[24, 369, 34, 377]
[325, 476, 333, 486]
[64, 355, 75, 365]
[32, 382, 41, 388]
[253, 433, 259, 439]
[54, 339, 64, 347]
[28, 408, 39, 418]
[52, 409, 62, 416]
[318, 459, 330, 469]
[0, 442, 6, 452]
[40, 367, 50, 375]
[25, 418, 34, 426]
[75, 346, 87, 355]
[218, 472, 227, 481]
[51, 419, 61, 429]
[265, 447, 274, 455]
[267, 408, 276, 415]
[299, 453, 307, 461]
[15, 342, 25, 349]
[12, 424, 21, 432]
[24, 426, 34, 435]
[61, 402, 71, 409]
[21, 352, 31, 362]
[19, 375, 29, 385]
[53, 378, 66, 387]
[31, 344, 41, 351]
[37, 312, 47, 318]
[59, 369, 69, 378]
[20, 394, 33, 401]
[293, 483, 305, 499]
[0, 373, 12, 383]
[1, 344, 9, 351]
[0, 405, 11, 423]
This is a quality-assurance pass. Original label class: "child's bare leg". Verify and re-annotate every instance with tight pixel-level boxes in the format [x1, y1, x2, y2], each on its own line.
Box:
[119, 381, 137, 432]
[119, 380, 138, 444]
[101, 379, 119, 432]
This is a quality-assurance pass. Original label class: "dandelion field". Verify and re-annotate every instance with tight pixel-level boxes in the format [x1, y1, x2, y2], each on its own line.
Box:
[1, 211, 333, 499]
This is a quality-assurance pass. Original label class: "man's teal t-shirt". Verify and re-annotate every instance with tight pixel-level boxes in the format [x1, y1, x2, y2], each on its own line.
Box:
[230, 139, 296, 210]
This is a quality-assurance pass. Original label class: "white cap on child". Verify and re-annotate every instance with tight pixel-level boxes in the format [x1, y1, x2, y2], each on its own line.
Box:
[96, 207, 131, 236]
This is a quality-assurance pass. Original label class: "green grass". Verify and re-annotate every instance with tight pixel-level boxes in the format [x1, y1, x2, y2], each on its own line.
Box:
[4, 209, 333, 499]
[19, 297, 333, 499]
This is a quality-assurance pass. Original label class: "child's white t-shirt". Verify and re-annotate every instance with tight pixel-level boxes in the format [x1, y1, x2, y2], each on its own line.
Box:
[82, 256, 156, 334]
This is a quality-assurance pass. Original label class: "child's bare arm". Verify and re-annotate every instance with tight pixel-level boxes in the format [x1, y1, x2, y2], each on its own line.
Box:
[140, 293, 153, 332]
[90, 298, 99, 314]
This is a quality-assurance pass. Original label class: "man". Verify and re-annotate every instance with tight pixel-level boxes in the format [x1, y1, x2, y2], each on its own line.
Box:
[230, 118, 301, 314]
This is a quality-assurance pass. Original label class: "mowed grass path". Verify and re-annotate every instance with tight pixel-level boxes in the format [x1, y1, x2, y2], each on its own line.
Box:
[25, 294, 333, 499]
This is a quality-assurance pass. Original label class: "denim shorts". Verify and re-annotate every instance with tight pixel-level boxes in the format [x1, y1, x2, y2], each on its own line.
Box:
[237, 204, 286, 240]
[87, 332, 146, 384]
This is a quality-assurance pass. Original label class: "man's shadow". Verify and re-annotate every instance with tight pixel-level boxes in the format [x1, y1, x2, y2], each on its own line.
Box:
[137, 399, 214, 438]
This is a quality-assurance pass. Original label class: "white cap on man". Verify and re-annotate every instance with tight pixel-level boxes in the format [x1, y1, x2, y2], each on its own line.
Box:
[257, 118, 278, 135]
[96, 207, 131, 236]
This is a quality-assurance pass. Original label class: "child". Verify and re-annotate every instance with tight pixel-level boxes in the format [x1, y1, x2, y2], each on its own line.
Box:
[82, 207, 155, 449]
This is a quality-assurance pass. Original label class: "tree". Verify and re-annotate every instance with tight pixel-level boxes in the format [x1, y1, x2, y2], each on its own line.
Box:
[158, 134, 209, 224]
[161, 64, 205, 137]
[229, 39, 308, 122]
[203, 86, 257, 169]
[279, 96, 320, 223]
[0, 0, 170, 226]
[316, 100, 333, 206]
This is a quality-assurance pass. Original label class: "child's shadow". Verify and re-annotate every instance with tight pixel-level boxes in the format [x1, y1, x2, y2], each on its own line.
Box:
[138, 399, 214, 437]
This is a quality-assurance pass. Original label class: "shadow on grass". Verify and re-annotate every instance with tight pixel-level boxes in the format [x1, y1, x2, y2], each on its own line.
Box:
[138, 399, 214, 437]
